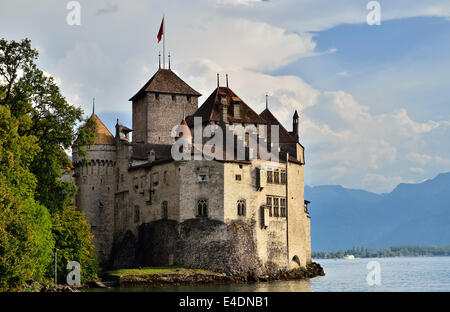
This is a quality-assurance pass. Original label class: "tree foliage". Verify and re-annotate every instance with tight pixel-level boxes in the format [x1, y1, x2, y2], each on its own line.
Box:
[0, 38, 98, 290]
[0, 106, 54, 291]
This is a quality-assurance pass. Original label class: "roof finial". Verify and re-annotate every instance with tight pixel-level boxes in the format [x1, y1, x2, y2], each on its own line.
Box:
[217, 73, 220, 88]
[265, 93, 268, 109]
[168, 52, 171, 69]
[158, 52, 161, 69]
[226, 74, 229, 88]
[92, 97, 95, 115]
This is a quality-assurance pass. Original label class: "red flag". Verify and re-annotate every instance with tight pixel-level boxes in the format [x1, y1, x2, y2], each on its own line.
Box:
[157, 17, 164, 43]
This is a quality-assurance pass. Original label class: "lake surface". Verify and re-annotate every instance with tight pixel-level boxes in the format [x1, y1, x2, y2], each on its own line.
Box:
[90, 257, 450, 292]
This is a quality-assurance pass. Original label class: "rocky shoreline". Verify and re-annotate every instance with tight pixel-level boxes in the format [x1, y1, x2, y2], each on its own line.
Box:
[103, 262, 325, 288]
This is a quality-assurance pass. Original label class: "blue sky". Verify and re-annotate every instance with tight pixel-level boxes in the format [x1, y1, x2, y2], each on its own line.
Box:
[274, 16, 450, 122]
[1, 0, 449, 193]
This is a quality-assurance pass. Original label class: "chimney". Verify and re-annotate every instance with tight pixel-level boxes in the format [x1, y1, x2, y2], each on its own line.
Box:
[220, 95, 228, 123]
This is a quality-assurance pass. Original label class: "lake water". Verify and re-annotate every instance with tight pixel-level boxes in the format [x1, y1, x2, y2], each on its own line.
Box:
[91, 257, 450, 292]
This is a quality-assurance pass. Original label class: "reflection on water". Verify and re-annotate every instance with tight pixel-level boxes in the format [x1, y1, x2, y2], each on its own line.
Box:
[86, 257, 450, 292]
[89, 279, 311, 292]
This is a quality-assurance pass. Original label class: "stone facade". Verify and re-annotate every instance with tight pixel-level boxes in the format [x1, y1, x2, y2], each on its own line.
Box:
[72, 67, 312, 274]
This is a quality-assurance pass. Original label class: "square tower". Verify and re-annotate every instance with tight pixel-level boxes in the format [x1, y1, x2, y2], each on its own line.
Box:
[129, 68, 201, 144]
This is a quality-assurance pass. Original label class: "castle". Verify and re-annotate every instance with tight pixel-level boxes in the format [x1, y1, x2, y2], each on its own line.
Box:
[71, 64, 311, 277]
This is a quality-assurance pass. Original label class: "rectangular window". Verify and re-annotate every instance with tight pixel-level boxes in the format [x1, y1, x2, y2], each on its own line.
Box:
[280, 198, 286, 217]
[134, 205, 140, 223]
[152, 172, 159, 186]
[273, 197, 279, 217]
[281, 170, 286, 184]
[162, 201, 168, 220]
[197, 167, 210, 182]
[274, 169, 280, 184]
[187, 96, 191, 102]
[267, 171, 273, 183]
[266, 196, 273, 217]
[172, 95, 176, 102]
[235, 174, 242, 181]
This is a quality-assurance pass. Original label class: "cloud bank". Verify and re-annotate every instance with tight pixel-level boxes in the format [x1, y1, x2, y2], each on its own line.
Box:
[1, 0, 450, 192]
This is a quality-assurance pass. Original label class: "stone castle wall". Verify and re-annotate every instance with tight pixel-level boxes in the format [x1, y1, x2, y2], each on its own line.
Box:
[110, 157, 311, 275]
[72, 145, 116, 266]
[132, 93, 198, 144]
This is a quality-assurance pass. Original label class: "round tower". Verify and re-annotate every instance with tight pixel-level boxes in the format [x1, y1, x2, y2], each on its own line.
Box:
[72, 114, 116, 266]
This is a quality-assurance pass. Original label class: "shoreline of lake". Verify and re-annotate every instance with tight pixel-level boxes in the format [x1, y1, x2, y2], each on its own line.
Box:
[84, 256, 450, 292]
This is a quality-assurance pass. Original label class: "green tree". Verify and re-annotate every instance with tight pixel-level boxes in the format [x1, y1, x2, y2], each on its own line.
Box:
[0, 105, 54, 291]
[0, 38, 98, 288]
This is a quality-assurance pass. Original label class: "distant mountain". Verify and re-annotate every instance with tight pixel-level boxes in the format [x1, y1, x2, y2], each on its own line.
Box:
[306, 172, 450, 251]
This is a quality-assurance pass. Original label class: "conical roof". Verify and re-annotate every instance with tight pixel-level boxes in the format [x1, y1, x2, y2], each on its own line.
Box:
[177, 119, 192, 138]
[129, 68, 201, 101]
[90, 114, 115, 145]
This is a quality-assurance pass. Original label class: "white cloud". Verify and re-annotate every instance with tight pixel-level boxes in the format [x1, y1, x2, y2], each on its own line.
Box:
[406, 152, 433, 165]
[216, 0, 261, 6]
[410, 167, 426, 174]
[2, 0, 450, 193]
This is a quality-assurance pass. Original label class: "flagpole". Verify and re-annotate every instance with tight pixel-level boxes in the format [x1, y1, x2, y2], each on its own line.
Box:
[163, 14, 165, 69]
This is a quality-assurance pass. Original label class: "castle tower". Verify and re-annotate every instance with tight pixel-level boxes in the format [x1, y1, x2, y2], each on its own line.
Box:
[72, 114, 116, 266]
[129, 68, 201, 144]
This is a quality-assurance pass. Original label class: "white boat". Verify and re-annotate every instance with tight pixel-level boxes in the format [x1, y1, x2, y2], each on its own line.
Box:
[344, 255, 355, 260]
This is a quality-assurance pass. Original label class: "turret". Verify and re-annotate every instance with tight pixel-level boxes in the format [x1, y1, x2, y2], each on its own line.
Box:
[72, 113, 116, 267]
[293, 110, 299, 140]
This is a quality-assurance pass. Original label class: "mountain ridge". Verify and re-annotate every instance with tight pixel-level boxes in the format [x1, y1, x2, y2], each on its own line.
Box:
[306, 172, 450, 251]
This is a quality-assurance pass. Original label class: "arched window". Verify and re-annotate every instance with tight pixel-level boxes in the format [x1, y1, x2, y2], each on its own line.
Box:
[237, 199, 246, 216]
[197, 199, 208, 217]
[162, 201, 168, 220]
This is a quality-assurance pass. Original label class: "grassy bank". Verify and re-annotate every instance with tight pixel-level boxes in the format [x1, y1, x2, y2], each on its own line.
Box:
[102, 263, 325, 287]
[103, 266, 233, 287]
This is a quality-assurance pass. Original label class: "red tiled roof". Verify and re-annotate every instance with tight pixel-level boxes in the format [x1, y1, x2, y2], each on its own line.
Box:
[90, 114, 115, 145]
[129, 69, 201, 101]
